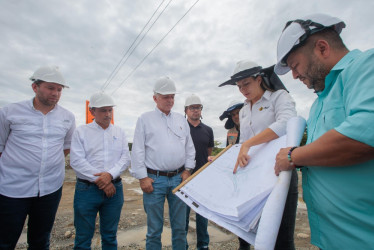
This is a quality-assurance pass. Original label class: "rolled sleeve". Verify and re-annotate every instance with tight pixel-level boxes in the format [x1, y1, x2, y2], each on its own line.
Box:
[269, 90, 297, 136]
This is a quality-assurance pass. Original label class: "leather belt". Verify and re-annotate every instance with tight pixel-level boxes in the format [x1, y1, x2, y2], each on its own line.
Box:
[146, 166, 185, 177]
[77, 177, 122, 185]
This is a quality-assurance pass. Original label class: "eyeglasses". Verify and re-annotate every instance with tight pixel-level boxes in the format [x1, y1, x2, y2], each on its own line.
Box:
[187, 106, 203, 111]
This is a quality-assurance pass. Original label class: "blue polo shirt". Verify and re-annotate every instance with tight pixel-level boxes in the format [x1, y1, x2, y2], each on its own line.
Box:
[303, 49, 374, 249]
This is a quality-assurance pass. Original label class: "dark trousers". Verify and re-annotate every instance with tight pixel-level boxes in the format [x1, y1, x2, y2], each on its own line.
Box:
[0, 187, 63, 250]
[239, 169, 298, 250]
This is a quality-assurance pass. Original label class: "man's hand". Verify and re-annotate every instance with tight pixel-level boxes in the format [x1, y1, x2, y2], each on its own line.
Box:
[274, 147, 294, 176]
[94, 172, 113, 189]
[181, 170, 191, 182]
[233, 143, 251, 173]
[103, 183, 116, 198]
[140, 177, 154, 193]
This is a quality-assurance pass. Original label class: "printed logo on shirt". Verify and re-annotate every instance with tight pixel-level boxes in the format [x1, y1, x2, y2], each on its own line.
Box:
[63, 119, 71, 123]
[259, 106, 269, 111]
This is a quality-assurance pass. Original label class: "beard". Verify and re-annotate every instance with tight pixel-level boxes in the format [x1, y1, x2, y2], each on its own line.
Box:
[305, 54, 330, 92]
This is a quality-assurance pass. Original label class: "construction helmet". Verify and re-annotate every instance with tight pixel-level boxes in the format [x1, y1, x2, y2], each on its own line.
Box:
[275, 13, 346, 75]
[89, 92, 116, 108]
[219, 60, 262, 87]
[153, 76, 177, 95]
[30, 66, 68, 88]
[185, 94, 202, 107]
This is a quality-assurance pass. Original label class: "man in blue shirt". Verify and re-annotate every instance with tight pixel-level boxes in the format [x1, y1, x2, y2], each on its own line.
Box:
[274, 14, 374, 249]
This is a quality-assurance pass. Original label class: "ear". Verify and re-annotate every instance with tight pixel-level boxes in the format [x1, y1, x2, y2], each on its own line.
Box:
[314, 39, 330, 59]
[153, 95, 157, 103]
[31, 83, 38, 93]
[89, 108, 96, 117]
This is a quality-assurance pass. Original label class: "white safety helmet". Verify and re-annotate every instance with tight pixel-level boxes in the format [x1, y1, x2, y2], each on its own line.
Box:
[30, 66, 68, 88]
[275, 13, 346, 75]
[153, 76, 177, 95]
[89, 92, 116, 108]
[219, 60, 262, 86]
[185, 94, 202, 107]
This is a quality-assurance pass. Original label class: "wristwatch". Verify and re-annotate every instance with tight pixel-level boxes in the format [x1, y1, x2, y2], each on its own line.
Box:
[185, 168, 194, 174]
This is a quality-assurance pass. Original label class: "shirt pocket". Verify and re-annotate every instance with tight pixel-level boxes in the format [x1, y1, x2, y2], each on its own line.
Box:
[322, 106, 345, 131]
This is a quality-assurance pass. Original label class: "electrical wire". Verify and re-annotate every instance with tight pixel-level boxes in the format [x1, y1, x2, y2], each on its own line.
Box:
[111, 0, 200, 95]
[101, 0, 167, 91]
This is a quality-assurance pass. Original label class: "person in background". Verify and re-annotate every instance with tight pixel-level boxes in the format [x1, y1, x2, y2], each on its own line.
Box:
[70, 92, 130, 249]
[130, 76, 195, 250]
[219, 60, 297, 249]
[0, 66, 75, 249]
[184, 94, 214, 250]
[274, 13, 374, 249]
[219, 100, 244, 146]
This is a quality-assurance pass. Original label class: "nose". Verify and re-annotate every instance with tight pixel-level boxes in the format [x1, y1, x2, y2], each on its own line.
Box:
[291, 69, 299, 80]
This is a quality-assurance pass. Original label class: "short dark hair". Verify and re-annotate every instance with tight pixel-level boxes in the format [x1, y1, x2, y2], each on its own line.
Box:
[304, 28, 347, 52]
[33, 80, 44, 86]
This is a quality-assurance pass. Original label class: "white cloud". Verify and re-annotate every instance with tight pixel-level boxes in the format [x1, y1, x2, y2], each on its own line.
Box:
[1, 0, 373, 145]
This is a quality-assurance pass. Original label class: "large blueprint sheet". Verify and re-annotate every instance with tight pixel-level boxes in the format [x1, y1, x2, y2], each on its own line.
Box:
[175, 117, 306, 249]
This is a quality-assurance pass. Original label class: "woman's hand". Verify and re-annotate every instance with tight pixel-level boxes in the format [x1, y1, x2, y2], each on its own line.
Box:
[233, 142, 251, 173]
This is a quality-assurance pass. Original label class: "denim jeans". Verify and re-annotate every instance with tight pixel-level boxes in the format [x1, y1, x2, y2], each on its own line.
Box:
[0, 187, 62, 250]
[274, 169, 298, 250]
[143, 173, 187, 250]
[186, 206, 209, 249]
[73, 180, 124, 250]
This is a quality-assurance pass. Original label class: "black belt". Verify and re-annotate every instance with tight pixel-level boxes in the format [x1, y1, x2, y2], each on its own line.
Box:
[146, 166, 185, 177]
[77, 177, 122, 185]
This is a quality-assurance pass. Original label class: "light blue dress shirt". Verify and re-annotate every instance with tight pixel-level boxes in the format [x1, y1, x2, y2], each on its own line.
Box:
[304, 49, 374, 249]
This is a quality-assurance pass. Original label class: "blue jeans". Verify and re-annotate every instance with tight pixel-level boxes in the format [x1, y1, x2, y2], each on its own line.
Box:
[143, 173, 187, 250]
[0, 187, 62, 250]
[73, 180, 124, 250]
[186, 206, 209, 249]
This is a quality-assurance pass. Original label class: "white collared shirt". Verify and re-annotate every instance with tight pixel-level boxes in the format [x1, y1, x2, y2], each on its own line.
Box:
[70, 121, 131, 182]
[130, 107, 196, 179]
[239, 90, 297, 142]
[0, 99, 75, 198]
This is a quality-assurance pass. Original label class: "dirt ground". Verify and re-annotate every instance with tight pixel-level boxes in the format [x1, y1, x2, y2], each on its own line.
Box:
[16, 169, 317, 250]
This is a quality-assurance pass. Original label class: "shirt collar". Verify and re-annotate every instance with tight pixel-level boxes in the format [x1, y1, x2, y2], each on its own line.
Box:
[92, 120, 112, 130]
[29, 98, 58, 113]
[155, 107, 172, 117]
[243, 90, 271, 105]
[317, 50, 361, 97]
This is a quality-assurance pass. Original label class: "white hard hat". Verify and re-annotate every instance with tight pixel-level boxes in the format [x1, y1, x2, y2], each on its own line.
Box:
[153, 76, 177, 95]
[185, 94, 202, 107]
[275, 13, 346, 75]
[219, 60, 262, 86]
[30, 66, 68, 88]
[89, 92, 116, 108]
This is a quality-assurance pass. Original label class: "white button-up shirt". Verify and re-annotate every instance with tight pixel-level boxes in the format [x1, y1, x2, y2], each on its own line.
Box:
[130, 108, 196, 179]
[0, 99, 75, 198]
[239, 90, 297, 142]
[70, 121, 131, 182]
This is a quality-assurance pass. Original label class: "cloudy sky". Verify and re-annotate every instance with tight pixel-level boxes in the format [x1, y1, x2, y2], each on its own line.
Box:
[1, 0, 373, 145]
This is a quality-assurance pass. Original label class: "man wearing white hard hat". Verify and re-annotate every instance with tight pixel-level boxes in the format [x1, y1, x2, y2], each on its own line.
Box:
[0, 66, 75, 249]
[220, 60, 297, 249]
[273, 13, 374, 249]
[70, 92, 130, 249]
[184, 94, 214, 250]
[131, 76, 195, 249]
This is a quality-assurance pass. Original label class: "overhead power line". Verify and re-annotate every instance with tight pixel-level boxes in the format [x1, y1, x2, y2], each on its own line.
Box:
[111, 0, 201, 95]
[101, 0, 169, 91]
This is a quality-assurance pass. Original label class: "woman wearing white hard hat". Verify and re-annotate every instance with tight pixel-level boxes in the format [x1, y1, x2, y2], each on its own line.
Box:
[219, 60, 297, 250]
